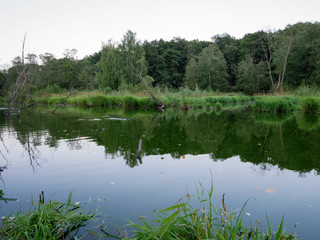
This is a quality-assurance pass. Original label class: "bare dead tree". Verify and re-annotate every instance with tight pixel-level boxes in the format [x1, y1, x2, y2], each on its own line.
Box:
[259, 31, 276, 90]
[6, 33, 37, 116]
[259, 30, 294, 94]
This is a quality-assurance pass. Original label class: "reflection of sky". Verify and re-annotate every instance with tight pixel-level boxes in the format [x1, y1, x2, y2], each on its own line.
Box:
[1, 133, 320, 239]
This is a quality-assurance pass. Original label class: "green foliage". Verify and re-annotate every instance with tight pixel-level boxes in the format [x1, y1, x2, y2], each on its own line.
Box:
[127, 181, 296, 240]
[185, 45, 228, 91]
[45, 84, 64, 94]
[96, 31, 147, 91]
[123, 95, 139, 108]
[0, 192, 94, 240]
[253, 96, 298, 113]
[236, 57, 269, 95]
[2, 23, 320, 97]
[252, 112, 294, 125]
[295, 113, 320, 131]
[293, 84, 320, 96]
[215, 102, 222, 111]
[300, 97, 320, 113]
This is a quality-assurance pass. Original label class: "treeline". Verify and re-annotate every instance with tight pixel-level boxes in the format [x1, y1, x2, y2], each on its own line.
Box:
[1, 22, 320, 97]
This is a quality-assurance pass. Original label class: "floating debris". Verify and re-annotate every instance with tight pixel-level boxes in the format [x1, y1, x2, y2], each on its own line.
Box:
[107, 117, 129, 121]
[265, 188, 275, 194]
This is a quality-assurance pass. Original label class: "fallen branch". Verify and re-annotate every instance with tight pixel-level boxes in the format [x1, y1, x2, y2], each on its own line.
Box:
[52, 91, 73, 114]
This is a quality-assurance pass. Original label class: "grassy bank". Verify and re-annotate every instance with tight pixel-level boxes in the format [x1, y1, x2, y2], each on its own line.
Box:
[253, 95, 320, 113]
[35, 92, 253, 111]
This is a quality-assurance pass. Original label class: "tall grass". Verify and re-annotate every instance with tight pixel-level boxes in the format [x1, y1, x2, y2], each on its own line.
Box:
[300, 97, 319, 113]
[126, 181, 296, 240]
[0, 192, 95, 240]
[35, 92, 252, 111]
[253, 96, 298, 113]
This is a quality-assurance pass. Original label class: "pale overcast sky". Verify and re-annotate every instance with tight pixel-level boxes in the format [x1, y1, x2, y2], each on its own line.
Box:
[0, 0, 319, 66]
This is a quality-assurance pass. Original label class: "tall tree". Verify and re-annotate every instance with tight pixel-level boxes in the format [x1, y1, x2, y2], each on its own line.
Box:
[184, 58, 199, 90]
[236, 56, 269, 95]
[197, 45, 228, 91]
[96, 40, 122, 90]
[185, 45, 227, 91]
[212, 34, 239, 87]
[96, 31, 147, 90]
[286, 22, 320, 87]
[119, 30, 147, 86]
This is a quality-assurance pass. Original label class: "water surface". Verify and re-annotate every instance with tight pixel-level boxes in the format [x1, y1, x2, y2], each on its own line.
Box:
[0, 107, 320, 238]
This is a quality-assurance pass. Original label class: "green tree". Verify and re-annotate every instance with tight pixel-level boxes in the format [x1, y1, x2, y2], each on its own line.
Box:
[212, 34, 239, 88]
[197, 45, 228, 91]
[286, 22, 320, 87]
[119, 30, 147, 86]
[96, 40, 122, 90]
[236, 56, 269, 95]
[97, 31, 147, 90]
[184, 58, 199, 90]
[0, 70, 6, 96]
[185, 45, 227, 91]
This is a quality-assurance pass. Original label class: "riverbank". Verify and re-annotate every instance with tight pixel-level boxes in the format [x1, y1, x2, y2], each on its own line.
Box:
[29, 92, 320, 114]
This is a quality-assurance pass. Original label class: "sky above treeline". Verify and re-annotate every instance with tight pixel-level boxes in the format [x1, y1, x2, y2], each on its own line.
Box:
[0, 0, 319, 67]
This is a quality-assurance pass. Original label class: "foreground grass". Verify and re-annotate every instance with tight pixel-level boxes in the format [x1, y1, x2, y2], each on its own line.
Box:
[0, 187, 298, 240]
[124, 184, 296, 240]
[0, 192, 94, 240]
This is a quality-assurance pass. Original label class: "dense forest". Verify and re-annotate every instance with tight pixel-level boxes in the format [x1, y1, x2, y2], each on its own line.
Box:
[1, 22, 320, 98]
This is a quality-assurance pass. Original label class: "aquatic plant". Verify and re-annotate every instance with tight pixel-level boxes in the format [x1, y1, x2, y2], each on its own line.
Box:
[0, 192, 95, 240]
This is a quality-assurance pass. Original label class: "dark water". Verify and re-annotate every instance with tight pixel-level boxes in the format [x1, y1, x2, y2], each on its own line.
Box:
[0, 107, 320, 238]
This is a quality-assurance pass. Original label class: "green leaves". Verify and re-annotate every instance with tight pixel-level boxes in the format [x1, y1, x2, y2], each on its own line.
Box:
[0, 192, 95, 240]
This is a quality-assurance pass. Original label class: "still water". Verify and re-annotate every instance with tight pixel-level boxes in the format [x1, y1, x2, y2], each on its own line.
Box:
[0, 107, 320, 238]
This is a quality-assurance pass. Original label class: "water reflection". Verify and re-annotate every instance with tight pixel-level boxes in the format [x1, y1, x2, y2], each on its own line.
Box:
[0, 107, 320, 175]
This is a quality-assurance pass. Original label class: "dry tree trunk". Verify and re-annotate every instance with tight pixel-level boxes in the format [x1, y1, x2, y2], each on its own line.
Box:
[6, 33, 36, 117]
